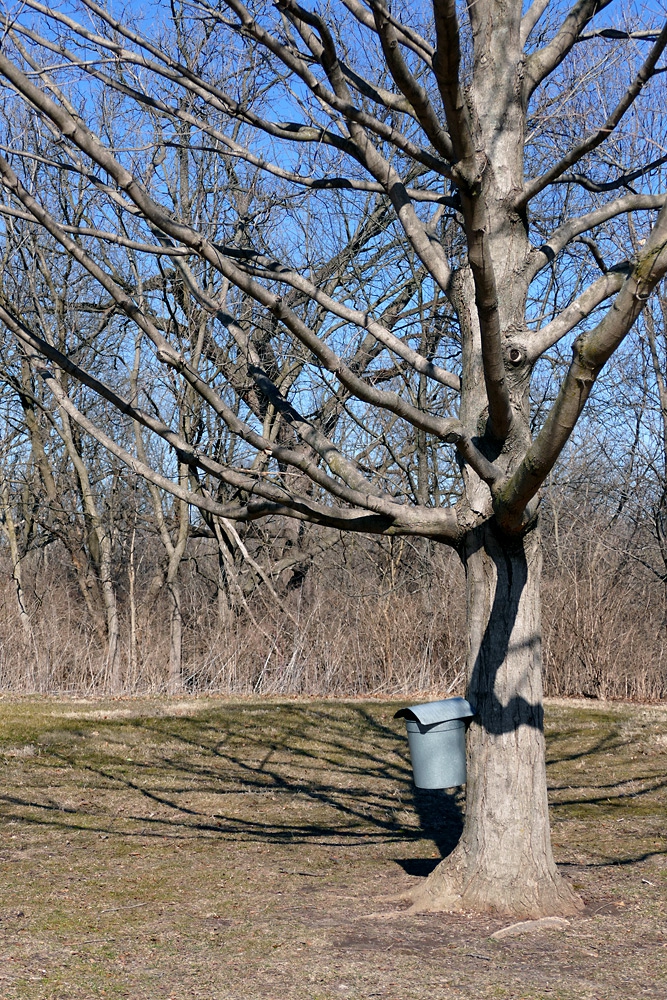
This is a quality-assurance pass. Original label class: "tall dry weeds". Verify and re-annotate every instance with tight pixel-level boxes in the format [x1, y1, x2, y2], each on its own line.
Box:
[0, 517, 664, 700]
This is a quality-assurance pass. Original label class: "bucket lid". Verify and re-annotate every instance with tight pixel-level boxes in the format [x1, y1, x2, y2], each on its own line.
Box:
[394, 697, 476, 726]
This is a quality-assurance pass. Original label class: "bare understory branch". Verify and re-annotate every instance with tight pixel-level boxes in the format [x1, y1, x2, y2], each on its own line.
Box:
[216, 246, 461, 391]
[0, 204, 188, 255]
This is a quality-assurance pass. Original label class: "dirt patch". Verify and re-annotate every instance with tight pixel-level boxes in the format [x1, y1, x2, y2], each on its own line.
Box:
[0, 697, 665, 999]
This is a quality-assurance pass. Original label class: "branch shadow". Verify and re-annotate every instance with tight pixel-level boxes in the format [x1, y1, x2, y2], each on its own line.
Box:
[1, 701, 664, 874]
[0, 704, 444, 850]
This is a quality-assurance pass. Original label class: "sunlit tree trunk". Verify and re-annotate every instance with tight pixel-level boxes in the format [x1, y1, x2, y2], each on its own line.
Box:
[128, 522, 139, 682]
[412, 525, 581, 916]
[166, 552, 186, 695]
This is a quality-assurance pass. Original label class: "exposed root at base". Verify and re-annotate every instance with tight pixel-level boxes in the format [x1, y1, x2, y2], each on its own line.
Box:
[375, 889, 415, 903]
[406, 886, 584, 918]
[403, 853, 584, 920]
[405, 877, 466, 915]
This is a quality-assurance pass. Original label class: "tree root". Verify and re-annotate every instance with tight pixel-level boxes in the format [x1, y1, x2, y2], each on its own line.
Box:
[402, 847, 584, 919]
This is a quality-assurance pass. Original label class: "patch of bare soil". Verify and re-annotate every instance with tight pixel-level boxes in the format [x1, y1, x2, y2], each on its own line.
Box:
[0, 696, 665, 999]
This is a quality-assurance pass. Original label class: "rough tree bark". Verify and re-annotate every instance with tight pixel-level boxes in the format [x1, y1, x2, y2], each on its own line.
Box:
[413, 525, 580, 915]
[165, 489, 189, 695]
[0, 484, 33, 641]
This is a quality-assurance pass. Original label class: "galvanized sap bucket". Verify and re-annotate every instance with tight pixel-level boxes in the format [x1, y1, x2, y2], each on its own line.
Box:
[394, 697, 476, 789]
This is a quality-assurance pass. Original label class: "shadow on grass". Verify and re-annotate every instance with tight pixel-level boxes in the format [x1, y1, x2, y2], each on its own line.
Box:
[1, 702, 665, 871]
[0, 704, 463, 862]
[394, 786, 464, 877]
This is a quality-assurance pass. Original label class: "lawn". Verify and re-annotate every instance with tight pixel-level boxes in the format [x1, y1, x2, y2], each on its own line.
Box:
[0, 696, 665, 999]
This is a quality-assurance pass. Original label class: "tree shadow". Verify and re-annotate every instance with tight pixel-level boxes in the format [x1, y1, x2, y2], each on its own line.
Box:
[466, 528, 544, 736]
[1, 704, 450, 851]
[1, 701, 664, 874]
[394, 785, 464, 876]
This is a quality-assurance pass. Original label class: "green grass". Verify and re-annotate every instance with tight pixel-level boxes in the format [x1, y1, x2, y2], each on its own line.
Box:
[0, 696, 665, 999]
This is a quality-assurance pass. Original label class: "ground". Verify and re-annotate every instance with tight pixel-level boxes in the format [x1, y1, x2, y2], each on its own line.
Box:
[0, 695, 665, 1000]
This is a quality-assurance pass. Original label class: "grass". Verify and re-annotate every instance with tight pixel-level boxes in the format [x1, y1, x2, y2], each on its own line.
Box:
[0, 696, 666, 999]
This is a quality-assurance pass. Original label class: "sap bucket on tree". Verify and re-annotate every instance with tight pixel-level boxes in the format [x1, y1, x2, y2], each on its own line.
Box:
[394, 698, 476, 789]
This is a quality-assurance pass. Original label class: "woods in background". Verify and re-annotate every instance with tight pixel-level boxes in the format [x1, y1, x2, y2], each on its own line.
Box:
[0, 453, 664, 701]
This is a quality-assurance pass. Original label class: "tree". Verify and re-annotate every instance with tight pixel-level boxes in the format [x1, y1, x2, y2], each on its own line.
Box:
[637, 285, 667, 619]
[1, 0, 667, 917]
[0, 220, 127, 689]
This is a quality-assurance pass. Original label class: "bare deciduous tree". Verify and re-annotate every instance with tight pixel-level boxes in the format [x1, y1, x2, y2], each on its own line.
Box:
[1, 0, 667, 916]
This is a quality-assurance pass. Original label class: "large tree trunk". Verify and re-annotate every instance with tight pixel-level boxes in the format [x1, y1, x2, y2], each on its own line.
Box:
[410, 524, 582, 917]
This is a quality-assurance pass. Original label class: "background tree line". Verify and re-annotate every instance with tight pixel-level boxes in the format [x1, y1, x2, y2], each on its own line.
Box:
[1, 309, 664, 701]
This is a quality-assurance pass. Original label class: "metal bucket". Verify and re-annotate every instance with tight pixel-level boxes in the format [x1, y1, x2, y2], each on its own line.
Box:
[405, 718, 467, 788]
[395, 698, 475, 789]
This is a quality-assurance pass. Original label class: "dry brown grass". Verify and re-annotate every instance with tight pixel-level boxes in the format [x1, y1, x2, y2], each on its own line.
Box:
[0, 515, 665, 700]
[0, 696, 665, 999]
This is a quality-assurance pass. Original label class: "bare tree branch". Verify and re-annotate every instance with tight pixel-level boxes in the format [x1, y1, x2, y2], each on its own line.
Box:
[497, 202, 667, 526]
[521, 22, 667, 205]
[528, 193, 666, 280]
[371, 0, 453, 161]
[340, 0, 434, 65]
[524, 0, 615, 98]
[552, 154, 667, 194]
[526, 270, 627, 359]
[432, 0, 476, 172]
[520, 0, 551, 48]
